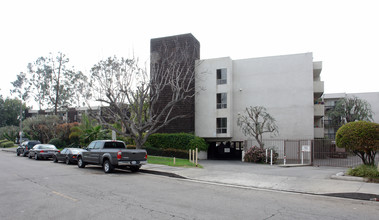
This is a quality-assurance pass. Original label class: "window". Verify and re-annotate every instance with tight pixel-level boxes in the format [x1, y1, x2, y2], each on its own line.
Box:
[216, 68, 227, 84]
[217, 93, 227, 109]
[103, 142, 126, 149]
[216, 118, 227, 134]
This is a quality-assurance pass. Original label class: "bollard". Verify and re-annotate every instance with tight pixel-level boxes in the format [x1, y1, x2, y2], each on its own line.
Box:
[189, 149, 191, 162]
[196, 148, 198, 167]
[173, 157, 176, 165]
[265, 149, 268, 164]
[270, 150, 273, 166]
[284, 155, 286, 165]
[192, 149, 195, 163]
[377, 162, 379, 172]
[301, 151, 304, 165]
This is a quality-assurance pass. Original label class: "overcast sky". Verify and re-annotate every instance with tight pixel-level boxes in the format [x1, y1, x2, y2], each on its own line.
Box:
[1, 0, 378, 107]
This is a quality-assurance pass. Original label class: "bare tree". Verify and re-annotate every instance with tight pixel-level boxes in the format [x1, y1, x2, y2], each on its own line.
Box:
[88, 42, 200, 148]
[237, 106, 278, 148]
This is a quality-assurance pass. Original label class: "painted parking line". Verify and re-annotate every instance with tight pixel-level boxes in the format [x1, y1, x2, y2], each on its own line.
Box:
[52, 191, 78, 202]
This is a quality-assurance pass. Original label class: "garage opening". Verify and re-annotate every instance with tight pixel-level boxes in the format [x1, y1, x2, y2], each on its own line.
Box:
[207, 141, 243, 160]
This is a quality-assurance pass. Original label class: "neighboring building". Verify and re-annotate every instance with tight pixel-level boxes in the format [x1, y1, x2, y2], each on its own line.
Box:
[25, 106, 103, 123]
[195, 53, 324, 149]
[323, 92, 379, 139]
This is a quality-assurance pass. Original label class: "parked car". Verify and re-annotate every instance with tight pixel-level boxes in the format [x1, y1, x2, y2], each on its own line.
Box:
[53, 148, 87, 164]
[77, 140, 147, 173]
[28, 144, 60, 160]
[16, 140, 41, 157]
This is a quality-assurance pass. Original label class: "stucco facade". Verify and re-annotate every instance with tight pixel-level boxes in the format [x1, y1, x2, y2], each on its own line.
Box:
[195, 53, 323, 142]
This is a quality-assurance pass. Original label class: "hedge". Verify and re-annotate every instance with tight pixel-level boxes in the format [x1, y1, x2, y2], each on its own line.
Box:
[146, 133, 208, 151]
[144, 146, 189, 159]
[1, 141, 15, 148]
[48, 138, 66, 148]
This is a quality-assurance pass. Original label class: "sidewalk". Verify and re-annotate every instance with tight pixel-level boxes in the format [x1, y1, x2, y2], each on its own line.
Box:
[142, 160, 379, 200]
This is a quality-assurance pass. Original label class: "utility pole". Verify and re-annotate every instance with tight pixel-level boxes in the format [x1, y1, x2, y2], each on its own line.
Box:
[19, 99, 23, 144]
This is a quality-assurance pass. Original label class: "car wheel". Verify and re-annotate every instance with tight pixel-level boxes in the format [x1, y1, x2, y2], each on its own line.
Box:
[77, 157, 86, 168]
[34, 153, 38, 160]
[103, 160, 114, 173]
[28, 153, 32, 159]
[65, 157, 71, 165]
[16, 151, 20, 156]
[53, 156, 58, 163]
[130, 166, 140, 172]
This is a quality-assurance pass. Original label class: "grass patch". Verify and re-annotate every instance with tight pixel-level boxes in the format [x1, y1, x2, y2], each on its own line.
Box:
[347, 164, 379, 178]
[148, 156, 202, 168]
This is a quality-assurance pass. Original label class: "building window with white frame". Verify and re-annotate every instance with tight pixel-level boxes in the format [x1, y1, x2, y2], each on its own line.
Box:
[217, 93, 227, 109]
[216, 118, 227, 134]
[216, 68, 227, 84]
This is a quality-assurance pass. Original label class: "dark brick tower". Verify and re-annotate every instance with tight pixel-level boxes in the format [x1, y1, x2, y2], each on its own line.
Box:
[150, 33, 200, 133]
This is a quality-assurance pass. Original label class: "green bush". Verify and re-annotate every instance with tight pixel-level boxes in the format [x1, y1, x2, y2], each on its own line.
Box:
[336, 121, 379, 165]
[0, 141, 15, 148]
[145, 146, 189, 159]
[146, 133, 208, 151]
[48, 138, 66, 148]
[244, 146, 278, 164]
[347, 164, 379, 178]
[0, 139, 9, 144]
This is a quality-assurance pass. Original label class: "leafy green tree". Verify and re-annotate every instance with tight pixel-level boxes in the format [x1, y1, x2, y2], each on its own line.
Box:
[336, 121, 379, 165]
[0, 97, 27, 127]
[69, 114, 108, 146]
[23, 115, 61, 143]
[237, 106, 278, 148]
[27, 52, 87, 112]
[328, 96, 373, 126]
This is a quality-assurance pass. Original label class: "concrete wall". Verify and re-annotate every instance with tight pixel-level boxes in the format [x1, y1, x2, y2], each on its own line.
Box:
[195, 53, 315, 141]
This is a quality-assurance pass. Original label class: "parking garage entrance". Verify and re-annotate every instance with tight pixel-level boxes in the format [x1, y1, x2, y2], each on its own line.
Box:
[207, 141, 244, 160]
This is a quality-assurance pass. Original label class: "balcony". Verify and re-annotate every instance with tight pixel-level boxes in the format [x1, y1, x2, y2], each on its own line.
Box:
[314, 104, 324, 118]
[313, 81, 324, 98]
[314, 127, 324, 138]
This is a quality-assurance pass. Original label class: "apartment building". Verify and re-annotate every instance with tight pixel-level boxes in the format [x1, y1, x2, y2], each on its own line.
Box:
[149, 34, 324, 159]
[195, 53, 324, 141]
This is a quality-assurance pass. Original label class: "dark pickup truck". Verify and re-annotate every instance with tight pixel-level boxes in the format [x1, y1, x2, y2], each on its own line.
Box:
[77, 140, 147, 173]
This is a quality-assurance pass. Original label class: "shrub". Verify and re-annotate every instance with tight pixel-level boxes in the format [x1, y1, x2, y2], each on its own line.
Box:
[0, 139, 9, 144]
[244, 146, 278, 164]
[48, 138, 66, 148]
[145, 146, 189, 159]
[146, 133, 208, 151]
[0, 141, 15, 148]
[347, 164, 379, 178]
[336, 121, 379, 165]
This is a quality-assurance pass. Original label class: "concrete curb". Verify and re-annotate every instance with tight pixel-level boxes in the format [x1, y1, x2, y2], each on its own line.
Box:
[330, 172, 368, 182]
[278, 164, 312, 168]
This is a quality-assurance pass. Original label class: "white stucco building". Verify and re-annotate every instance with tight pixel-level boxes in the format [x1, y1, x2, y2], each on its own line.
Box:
[195, 53, 324, 147]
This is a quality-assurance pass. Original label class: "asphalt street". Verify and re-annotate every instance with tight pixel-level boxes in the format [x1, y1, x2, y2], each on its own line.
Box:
[0, 151, 378, 220]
